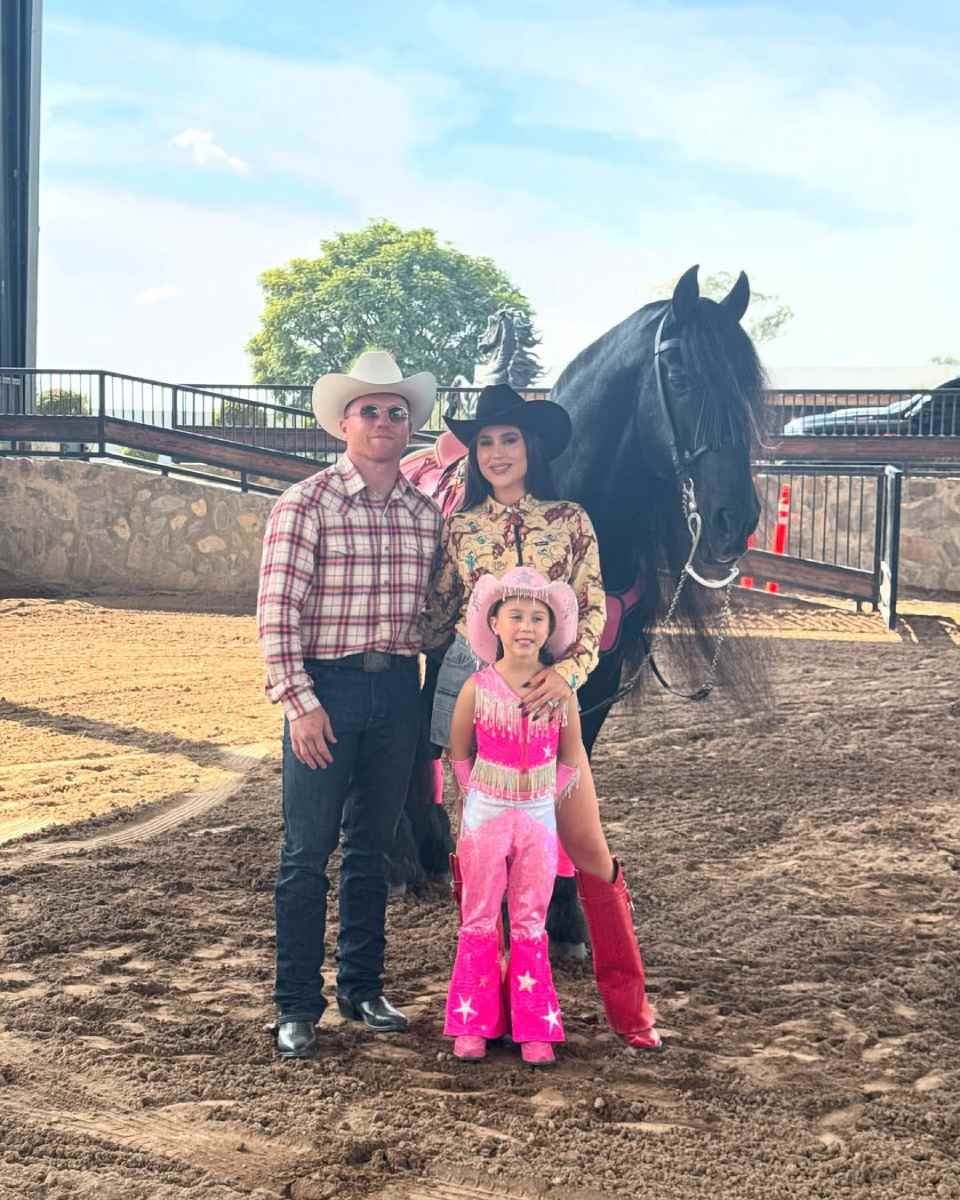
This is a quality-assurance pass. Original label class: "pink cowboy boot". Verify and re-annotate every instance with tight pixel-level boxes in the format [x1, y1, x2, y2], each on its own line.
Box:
[576, 860, 663, 1051]
[453, 1036, 487, 1061]
[520, 1041, 556, 1067]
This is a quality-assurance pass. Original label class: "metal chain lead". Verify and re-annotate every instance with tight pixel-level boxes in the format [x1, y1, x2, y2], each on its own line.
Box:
[578, 476, 737, 717]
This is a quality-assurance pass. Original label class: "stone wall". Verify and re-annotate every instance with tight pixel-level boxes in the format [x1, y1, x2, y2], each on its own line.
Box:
[898, 477, 960, 592]
[0, 458, 957, 599]
[0, 458, 272, 599]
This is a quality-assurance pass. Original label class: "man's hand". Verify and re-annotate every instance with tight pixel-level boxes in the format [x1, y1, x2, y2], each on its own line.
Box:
[521, 668, 573, 721]
[290, 705, 337, 769]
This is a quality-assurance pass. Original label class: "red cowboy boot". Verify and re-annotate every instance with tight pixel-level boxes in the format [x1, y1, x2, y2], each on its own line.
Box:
[576, 860, 663, 1051]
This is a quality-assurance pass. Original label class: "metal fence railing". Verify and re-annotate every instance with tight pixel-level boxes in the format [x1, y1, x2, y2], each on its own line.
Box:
[0, 369, 337, 460]
[181, 383, 553, 438]
[752, 464, 884, 573]
[180, 382, 960, 440]
[764, 388, 960, 438]
[4, 372, 958, 441]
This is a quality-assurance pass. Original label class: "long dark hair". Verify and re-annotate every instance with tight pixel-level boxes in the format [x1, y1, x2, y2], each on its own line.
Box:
[461, 428, 559, 510]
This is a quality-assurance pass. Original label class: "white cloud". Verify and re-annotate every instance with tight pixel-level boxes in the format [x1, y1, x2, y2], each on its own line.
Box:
[135, 285, 182, 306]
[428, 4, 960, 221]
[43, 21, 465, 195]
[170, 129, 249, 175]
[39, 184, 331, 380]
[37, 12, 960, 381]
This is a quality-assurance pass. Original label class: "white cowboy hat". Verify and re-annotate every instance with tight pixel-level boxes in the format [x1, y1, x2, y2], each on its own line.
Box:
[311, 350, 437, 440]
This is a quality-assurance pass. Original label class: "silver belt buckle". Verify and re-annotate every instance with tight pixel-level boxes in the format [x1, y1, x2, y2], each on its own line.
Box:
[362, 651, 391, 672]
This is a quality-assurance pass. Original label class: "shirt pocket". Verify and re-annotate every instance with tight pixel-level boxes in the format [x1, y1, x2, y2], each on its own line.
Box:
[395, 532, 433, 595]
[318, 532, 351, 587]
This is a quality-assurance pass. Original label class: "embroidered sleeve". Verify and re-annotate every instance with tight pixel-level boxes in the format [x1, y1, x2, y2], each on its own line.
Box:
[419, 518, 464, 651]
[552, 506, 605, 690]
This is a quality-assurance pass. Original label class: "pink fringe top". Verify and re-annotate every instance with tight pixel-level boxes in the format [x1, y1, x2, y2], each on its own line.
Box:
[469, 666, 575, 802]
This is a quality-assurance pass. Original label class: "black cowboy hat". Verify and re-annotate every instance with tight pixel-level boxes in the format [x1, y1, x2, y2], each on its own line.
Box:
[444, 384, 572, 460]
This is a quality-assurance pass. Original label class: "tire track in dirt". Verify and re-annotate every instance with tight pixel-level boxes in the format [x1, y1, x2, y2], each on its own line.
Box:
[0, 743, 271, 864]
[0, 1093, 310, 1196]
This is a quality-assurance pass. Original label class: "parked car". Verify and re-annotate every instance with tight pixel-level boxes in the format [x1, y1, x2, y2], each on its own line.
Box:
[782, 375, 960, 436]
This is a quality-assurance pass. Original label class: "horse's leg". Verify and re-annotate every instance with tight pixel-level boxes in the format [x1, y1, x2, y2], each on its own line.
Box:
[387, 806, 425, 899]
[578, 651, 624, 758]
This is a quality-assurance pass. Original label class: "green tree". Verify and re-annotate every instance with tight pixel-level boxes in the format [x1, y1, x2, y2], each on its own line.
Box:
[931, 355, 960, 366]
[657, 270, 794, 345]
[35, 388, 90, 415]
[247, 220, 534, 385]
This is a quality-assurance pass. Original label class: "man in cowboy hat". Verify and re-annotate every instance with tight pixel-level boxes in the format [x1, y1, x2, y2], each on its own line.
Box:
[257, 350, 441, 1059]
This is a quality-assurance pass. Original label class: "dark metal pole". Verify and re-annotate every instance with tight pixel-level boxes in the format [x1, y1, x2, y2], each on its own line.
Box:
[0, 0, 41, 376]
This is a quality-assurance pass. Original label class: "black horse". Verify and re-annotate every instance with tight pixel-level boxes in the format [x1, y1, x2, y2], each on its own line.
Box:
[390, 266, 766, 948]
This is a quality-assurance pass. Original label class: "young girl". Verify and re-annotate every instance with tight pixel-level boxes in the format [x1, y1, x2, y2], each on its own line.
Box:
[443, 566, 584, 1067]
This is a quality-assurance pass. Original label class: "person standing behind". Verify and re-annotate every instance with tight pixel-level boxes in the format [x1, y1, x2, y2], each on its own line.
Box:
[257, 351, 442, 1060]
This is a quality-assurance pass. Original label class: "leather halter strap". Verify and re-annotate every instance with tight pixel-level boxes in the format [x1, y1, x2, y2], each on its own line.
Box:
[652, 307, 712, 479]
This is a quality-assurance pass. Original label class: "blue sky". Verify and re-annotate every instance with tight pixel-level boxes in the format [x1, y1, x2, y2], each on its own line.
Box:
[38, 1, 960, 382]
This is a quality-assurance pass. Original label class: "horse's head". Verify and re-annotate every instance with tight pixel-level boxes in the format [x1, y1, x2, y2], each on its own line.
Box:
[642, 265, 763, 565]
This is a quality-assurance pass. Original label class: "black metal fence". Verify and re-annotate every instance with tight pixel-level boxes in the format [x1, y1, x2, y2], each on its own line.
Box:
[177, 382, 960, 440]
[4, 371, 958, 442]
[764, 388, 960, 438]
[181, 383, 553, 437]
[752, 465, 882, 573]
[0, 369, 336, 459]
[748, 464, 903, 625]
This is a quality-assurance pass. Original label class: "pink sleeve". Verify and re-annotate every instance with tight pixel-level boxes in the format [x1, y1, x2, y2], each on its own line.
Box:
[451, 758, 474, 794]
[556, 763, 580, 802]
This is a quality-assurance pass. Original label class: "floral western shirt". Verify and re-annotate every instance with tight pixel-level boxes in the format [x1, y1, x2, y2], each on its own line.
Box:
[421, 494, 605, 690]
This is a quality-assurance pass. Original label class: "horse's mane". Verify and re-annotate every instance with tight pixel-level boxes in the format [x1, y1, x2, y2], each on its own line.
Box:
[553, 298, 772, 708]
[680, 298, 768, 448]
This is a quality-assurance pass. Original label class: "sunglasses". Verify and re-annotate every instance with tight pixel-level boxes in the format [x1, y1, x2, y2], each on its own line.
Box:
[351, 403, 410, 424]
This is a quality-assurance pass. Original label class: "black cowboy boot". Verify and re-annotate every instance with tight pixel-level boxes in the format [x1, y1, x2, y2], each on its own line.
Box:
[274, 1020, 319, 1059]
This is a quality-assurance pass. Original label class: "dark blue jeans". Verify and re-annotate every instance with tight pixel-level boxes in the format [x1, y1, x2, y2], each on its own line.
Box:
[274, 657, 420, 1024]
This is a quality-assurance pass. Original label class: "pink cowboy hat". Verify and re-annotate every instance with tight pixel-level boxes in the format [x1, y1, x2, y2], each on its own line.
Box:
[466, 566, 579, 665]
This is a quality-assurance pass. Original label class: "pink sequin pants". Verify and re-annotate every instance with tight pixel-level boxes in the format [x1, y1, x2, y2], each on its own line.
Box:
[444, 790, 564, 1044]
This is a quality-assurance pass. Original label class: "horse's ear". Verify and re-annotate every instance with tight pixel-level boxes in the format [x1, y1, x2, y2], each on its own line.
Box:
[671, 265, 700, 325]
[720, 270, 750, 324]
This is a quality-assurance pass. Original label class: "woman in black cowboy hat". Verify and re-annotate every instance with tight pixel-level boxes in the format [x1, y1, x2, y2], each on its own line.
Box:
[422, 383, 662, 1053]
[426, 385, 591, 738]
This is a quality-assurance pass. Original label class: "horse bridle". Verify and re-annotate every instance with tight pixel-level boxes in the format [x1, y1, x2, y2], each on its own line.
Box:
[652, 308, 740, 591]
[578, 309, 746, 716]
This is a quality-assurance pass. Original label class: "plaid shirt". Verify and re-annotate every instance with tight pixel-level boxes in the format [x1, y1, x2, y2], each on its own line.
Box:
[257, 455, 442, 720]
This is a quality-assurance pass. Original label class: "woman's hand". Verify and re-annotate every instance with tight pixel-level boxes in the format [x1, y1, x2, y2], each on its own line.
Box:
[521, 668, 573, 721]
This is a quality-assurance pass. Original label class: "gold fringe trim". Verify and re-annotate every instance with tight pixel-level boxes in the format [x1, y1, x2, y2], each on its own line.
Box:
[470, 756, 556, 801]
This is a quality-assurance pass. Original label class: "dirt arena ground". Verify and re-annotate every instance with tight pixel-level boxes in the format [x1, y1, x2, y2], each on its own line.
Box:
[1, 597, 958, 1199]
